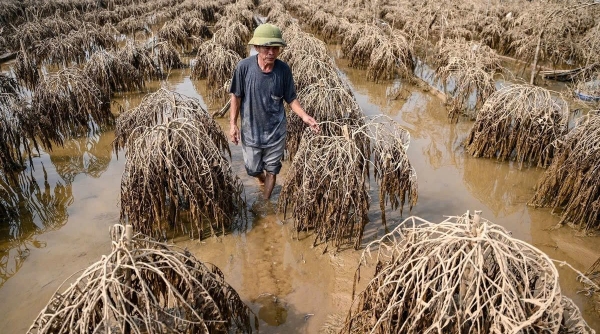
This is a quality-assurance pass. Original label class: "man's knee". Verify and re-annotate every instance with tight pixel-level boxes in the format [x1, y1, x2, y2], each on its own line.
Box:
[263, 161, 282, 175]
[242, 145, 263, 176]
[245, 164, 265, 177]
[262, 140, 285, 175]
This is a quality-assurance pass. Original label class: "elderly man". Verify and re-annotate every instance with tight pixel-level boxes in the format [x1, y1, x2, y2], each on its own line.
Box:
[229, 23, 319, 200]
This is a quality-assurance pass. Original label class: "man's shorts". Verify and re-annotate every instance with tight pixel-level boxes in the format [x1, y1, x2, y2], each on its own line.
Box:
[241, 138, 285, 176]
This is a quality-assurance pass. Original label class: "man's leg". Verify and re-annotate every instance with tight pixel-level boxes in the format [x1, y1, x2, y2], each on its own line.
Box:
[261, 139, 285, 200]
[241, 144, 265, 184]
[263, 173, 276, 200]
[256, 171, 266, 185]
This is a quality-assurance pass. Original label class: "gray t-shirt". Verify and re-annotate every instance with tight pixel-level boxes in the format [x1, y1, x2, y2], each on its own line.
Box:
[229, 55, 297, 148]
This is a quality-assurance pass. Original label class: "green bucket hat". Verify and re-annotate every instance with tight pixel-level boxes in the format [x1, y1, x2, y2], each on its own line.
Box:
[248, 23, 287, 47]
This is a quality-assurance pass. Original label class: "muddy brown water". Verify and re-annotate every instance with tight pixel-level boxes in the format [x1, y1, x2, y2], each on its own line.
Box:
[1, 50, 599, 333]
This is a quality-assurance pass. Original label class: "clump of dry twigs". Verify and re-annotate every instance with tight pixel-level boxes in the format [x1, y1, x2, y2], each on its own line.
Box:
[10, 14, 79, 48]
[582, 257, 600, 317]
[14, 47, 40, 90]
[192, 40, 241, 100]
[83, 50, 144, 96]
[308, 10, 331, 35]
[222, 0, 256, 28]
[27, 224, 257, 334]
[279, 117, 417, 250]
[115, 89, 241, 239]
[32, 68, 112, 149]
[577, 23, 600, 66]
[510, 1, 597, 68]
[212, 19, 251, 58]
[342, 211, 594, 334]
[268, 11, 296, 31]
[0, 73, 19, 100]
[341, 24, 414, 82]
[465, 84, 569, 167]
[158, 17, 211, 51]
[280, 25, 330, 63]
[31, 24, 116, 66]
[115, 16, 151, 37]
[434, 40, 503, 121]
[285, 81, 361, 159]
[120, 118, 245, 240]
[478, 10, 519, 55]
[341, 23, 379, 59]
[370, 120, 418, 227]
[367, 31, 414, 83]
[0, 94, 33, 171]
[117, 41, 162, 80]
[257, 1, 283, 18]
[0, 26, 7, 53]
[343, 24, 384, 68]
[322, 17, 351, 44]
[114, 88, 227, 154]
[279, 124, 370, 251]
[151, 40, 184, 72]
[529, 111, 600, 231]
[214, 13, 255, 41]
[285, 52, 344, 92]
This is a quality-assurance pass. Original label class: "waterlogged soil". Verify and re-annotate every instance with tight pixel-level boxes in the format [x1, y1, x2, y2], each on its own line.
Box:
[1, 49, 600, 333]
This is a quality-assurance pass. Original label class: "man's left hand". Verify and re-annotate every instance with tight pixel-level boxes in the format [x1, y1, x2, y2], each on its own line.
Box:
[302, 115, 320, 133]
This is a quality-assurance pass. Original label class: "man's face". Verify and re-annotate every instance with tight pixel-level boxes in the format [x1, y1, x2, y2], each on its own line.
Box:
[256, 45, 281, 65]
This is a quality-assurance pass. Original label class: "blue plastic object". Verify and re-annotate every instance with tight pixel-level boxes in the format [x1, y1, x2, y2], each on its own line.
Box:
[575, 80, 600, 102]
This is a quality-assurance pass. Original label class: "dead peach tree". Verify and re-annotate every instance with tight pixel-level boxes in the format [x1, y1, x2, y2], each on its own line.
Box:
[286, 81, 362, 159]
[342, 211, 594, 333]
[28, 224, 257, 334]
[278, 117, 417, 251]
[465, 84, 569, 167]
[529, 111, 600, 231]
[116, 89, 244, 240]
[191, 40, 241, 100]
[31, 68, 113, 149]
[341, 24, 414, 82]
[434, 39, 503, 121]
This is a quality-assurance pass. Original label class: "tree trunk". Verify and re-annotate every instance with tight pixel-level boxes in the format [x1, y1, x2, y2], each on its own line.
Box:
[530, 30, 544, 85]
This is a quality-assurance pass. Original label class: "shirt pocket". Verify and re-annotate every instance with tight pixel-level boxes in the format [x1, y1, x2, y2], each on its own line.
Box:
[270, 80, 283, 110]
[270, 75, 284, 102]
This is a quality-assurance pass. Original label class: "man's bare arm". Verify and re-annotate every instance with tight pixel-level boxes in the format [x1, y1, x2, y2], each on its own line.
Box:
[289, 99, 319, 132]
[229, 94, 241, 145]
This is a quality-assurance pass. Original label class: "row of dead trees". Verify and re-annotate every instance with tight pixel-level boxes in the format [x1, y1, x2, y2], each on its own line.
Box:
[5, 1, 262, 333]
[283, 0, 600, 234]
[0, 0, 251, 290]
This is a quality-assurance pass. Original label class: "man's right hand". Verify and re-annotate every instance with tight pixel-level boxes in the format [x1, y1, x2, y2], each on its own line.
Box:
[229, 124, 240, 145]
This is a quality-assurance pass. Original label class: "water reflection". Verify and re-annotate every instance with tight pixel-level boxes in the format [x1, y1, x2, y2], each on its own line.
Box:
[0, 122, 117, 288]
[0, 240, 29, 289]
[0, 167, 71, 238]
[461, 156, 542, 217]
[48, 132, 114, 183]
[0, 163, 72, 287]
[256, 293, 288, 326]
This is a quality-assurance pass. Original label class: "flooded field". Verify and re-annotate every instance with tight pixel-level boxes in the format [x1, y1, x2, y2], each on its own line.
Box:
[1, 48, 599, 333]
